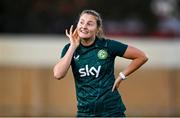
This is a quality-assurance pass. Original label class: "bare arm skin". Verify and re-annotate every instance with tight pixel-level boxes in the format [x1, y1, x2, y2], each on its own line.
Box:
[122, 45, 148, 76]
[53, 25, 80, 79]
[53, 45, 76, 79]
[112, 45, 148, 91]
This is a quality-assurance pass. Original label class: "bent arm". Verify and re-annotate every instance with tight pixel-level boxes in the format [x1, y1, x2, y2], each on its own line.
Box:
[53, 25, 80, 80]
[121, 45, 148, 77]
[112, 45, 148, 91]
[53, 45, 76, 79]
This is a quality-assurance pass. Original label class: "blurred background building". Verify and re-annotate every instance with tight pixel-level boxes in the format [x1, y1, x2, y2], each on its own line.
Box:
[0, 0, 180, 117]
[0, 0, 180, 37]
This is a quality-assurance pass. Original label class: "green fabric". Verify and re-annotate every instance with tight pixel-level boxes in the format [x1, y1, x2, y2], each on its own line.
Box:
[61, 37, 128, 116]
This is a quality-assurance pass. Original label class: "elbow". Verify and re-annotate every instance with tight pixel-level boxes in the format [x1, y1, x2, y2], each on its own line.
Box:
[53, 68, 65, 80]
[144, 53, 149, 62]
[142, 53, 149, 64]
[53, 73, 65, 80]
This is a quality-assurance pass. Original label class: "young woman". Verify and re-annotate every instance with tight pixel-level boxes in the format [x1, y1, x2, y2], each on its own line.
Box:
[53, 9, 148, 117]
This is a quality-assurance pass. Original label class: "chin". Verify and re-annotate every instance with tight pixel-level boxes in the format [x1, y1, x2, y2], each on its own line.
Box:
[79, 35, 91, 39]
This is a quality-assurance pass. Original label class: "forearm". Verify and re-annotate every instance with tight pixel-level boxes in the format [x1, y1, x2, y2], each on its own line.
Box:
[122, 56, 148, 77]
[53, 45, 76, 79]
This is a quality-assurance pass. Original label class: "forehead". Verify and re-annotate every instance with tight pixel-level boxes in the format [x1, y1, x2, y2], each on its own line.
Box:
[79, 13, 97, 22]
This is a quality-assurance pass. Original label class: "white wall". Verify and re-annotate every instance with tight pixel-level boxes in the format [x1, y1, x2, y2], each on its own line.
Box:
[0, 35, 180, 68]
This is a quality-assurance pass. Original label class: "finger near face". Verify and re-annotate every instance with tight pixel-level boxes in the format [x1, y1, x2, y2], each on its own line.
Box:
[70, 25, 73, 35]
[73, 28, 77, 35]
[65, 29, 69, 36]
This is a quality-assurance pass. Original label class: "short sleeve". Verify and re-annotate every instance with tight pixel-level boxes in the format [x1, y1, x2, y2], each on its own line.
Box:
[60, 43, 70, 58]
[108, 39, 128, 57]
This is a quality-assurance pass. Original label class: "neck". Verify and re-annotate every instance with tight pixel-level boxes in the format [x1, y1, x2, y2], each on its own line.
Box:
[80, 37, 96, 46]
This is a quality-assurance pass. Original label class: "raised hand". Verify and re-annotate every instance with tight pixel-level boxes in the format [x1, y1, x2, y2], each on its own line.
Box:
[66, 25, 80, 48]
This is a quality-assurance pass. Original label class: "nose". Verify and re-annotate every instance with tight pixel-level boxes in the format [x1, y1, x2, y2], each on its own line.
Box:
[81, 23, 87, 29]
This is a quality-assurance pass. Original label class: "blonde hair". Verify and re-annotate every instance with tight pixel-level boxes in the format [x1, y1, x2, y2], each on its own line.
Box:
[79, 10, 104, 38]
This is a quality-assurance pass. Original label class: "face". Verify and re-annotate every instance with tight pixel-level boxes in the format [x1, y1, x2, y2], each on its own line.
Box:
[77, 13, 98, 39]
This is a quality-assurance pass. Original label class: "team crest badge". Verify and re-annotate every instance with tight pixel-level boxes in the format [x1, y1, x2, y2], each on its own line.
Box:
[97, 49, 108, 59]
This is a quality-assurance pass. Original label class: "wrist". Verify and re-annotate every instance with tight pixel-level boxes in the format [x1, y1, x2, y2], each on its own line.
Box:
[70, 44, 77, 50]
[119, 72, 126, 80]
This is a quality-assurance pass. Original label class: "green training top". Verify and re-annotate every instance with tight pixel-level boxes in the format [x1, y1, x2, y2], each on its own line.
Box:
[61, 37, 128, 114]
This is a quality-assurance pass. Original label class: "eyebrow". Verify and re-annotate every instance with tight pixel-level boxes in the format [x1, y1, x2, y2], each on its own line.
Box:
[79, 19, 95, 24]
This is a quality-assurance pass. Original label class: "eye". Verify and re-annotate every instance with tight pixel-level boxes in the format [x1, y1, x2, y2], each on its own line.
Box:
[87, 23, 92, 26]
[87, 22, 94, 26]
[79, 21, 84, 25]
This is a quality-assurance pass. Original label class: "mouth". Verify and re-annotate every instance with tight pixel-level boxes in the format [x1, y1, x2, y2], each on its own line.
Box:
[79, 28, 89, 34]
